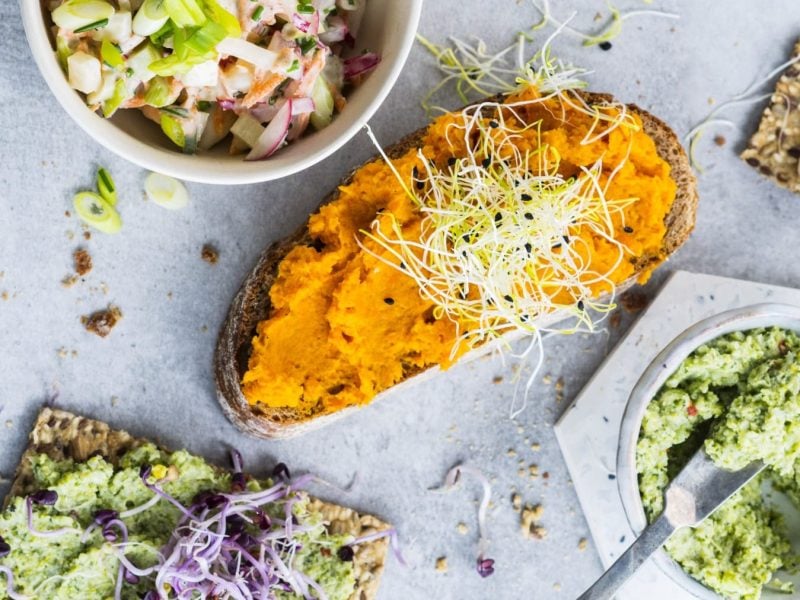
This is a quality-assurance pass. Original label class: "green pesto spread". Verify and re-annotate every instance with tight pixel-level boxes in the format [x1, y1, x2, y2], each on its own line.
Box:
[0, 444, 355, 600]
[637, 327, 800, 600]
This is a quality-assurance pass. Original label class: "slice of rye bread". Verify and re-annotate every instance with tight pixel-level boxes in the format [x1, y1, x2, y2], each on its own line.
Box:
[3, 408, 390, 600]
[215, 91, 698, 439]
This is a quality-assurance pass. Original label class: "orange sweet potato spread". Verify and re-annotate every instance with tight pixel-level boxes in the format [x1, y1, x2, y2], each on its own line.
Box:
[242, 86, 678, 415]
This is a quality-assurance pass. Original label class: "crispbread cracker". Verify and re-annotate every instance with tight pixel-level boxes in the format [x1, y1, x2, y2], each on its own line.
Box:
[4, 408, 390, 600]
[215, 90, 698, 439]
[741, 40, 800, 192]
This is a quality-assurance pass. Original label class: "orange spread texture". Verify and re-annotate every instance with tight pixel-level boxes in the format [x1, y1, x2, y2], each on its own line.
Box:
[242, 87, 677, 415]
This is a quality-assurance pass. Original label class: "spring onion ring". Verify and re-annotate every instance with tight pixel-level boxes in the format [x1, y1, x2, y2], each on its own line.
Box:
[144, 172, 189, 210]
[73, 191, 122, 234]
[96, 168, 117, 206]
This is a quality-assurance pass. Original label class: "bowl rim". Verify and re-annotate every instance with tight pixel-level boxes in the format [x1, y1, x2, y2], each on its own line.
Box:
[18, 0, 424, 185]
[616, 302, 800, 600]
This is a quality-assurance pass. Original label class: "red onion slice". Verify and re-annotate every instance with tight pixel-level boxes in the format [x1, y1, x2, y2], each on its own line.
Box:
[343, 52, 381, 79]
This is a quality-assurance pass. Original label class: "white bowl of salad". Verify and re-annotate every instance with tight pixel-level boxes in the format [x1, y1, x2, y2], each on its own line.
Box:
[21, 0, 422, 184]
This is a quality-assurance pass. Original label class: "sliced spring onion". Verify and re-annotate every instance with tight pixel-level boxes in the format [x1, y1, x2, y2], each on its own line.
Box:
[132, 0, 169, 36]
[126, 42, 160, 82]
[51, 0, 115, 32]
[163, 0, 206, 28]
[159, 113, 185, 148]
[102, 77, 129, 117]
[143, 76, 178, 107]
[100, 39, 124, 68]
[183, 21, 228, 55]
[96, 168, 117, 205]
[310, 76, 334, 130]
[144, 172, 189, 209]
[202, 0, 242, 37]
[73, 192, 122, 234]
[56, 36, 73, 72]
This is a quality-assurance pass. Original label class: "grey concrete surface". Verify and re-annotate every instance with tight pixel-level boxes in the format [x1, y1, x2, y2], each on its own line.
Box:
[1, 1, 799, 598]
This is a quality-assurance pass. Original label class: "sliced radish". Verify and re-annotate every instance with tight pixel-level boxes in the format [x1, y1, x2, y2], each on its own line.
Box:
[217, 38, 278, 71]
[246, 100, 292, 160]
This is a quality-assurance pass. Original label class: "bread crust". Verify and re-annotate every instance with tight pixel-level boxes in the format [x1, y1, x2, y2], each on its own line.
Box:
[4, 408, 390, 600]
[214, 91, 698, 439]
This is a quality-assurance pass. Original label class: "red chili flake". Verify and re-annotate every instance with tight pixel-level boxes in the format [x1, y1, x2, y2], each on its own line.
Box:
[687, 404, 698, 417]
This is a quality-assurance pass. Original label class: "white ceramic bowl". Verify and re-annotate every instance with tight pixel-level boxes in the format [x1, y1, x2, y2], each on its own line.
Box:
[617, 303, 800, 599]
[20, 0, 423, 185]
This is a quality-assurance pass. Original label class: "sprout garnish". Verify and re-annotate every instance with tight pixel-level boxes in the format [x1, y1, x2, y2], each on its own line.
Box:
[431, 464, 494, 577]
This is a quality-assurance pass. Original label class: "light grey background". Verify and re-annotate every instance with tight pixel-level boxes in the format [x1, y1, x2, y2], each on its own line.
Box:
[1, 1, 799, 598]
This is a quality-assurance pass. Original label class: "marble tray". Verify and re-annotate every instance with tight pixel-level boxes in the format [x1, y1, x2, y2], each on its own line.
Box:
[554, 270, 800, 599]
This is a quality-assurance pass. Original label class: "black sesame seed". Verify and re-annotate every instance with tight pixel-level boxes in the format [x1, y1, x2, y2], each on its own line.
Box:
[384, 297, 395, 305]
[577, 300, 585, 311]
[623, 226, 634, 233]
[337, 546, 355, 562]
[524, 212, 533, 220]
[562, 235, 570, 244]
[447, 157, 457, 167]
[482, 158, 491, 168]
[412, 166, 419, 178]
[552, 243, 562, 250]
[524, 242, 532, 254]
[599, 41, 612, 51]
[399, 262, 407, 270]
[521, 193, 532, 201]
[489, 120, 499, 128]
[415, 180, 425, 190]
[608, 473, 616, 480]
[504, 295, 513, 303]
[462, 234, 471, 243]
[494, 212, 502, 222]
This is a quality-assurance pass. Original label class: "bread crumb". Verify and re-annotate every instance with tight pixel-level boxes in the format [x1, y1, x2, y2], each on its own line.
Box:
[521, 504, 547, 540]
[435, 557, 448, 573]
[73, 248, 93, 276]
[531, 442, 541, 451]
[492, 375, 503, 384]
[578, 538, 588, 551]
[81, 305, 123, 338]
[1, 292, 9, 301]
[201, 244, 219, 265]
[713, 135, 726, 147]
[529, 464, 540, 479]
[609, 311, 622, 329]
[507, 448, 517, 458]
[83, 231, 91, 240]
[518, 468, 526, 478]
[4, 420, 12, 429]
[64, 210, 71, 217]
[110, 396, 120, 407]
[554, 377, 564, 392]
[708, 97, 715, 105]
[542, 374, 552, 385]
[553, 582, 561, 591]
[456, 522, 468, 535]
[511, 492, 522, 511]
[61, 275, 79, 288]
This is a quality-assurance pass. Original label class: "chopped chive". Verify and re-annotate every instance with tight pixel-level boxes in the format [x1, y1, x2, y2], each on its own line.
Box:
[287, 59, 300, 73]
[297, 4, 315, 13]
[251, 5, 264, 20]
[197, 100, 213, 112]
[96, 168, 116, 206]
[74, 18, 109, 33]
[161, 106, 189, 118]
[298, 37, 317, 55]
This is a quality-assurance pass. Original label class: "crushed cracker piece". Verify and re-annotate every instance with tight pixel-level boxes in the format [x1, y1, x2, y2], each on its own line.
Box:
[201, 243, 219, 265]
[4, 420, 12, 429]
[521, 504, 546, 540]
[578, 538, 588, 551]
[742, 40, 800, 192]
[511, 493, 522, 511]
[529, 464, 540, 479]
[507, 448, 517, 458]
[435, 557, 448, 573]
[456, 522, 468, 535]
[81, 305, 123, 338]
[713, 135, 726, 147]
[61, 275, 78, 288]
[73, 248, 92, 276]
[531, 442, 541, 451]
